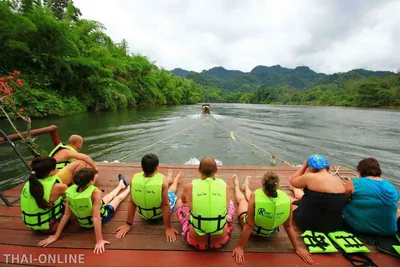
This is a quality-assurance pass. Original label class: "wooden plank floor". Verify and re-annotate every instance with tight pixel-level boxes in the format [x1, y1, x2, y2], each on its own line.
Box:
[0, 163, 398, 266]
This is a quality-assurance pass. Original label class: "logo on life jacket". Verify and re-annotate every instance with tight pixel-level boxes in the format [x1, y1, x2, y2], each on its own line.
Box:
[258, 208, 273, 218]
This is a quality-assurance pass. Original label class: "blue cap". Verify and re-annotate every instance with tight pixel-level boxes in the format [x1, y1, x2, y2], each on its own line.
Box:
[307, 154, 329, 170]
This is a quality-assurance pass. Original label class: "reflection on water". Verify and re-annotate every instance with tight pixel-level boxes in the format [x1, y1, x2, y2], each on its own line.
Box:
[1, 104, 399, 191]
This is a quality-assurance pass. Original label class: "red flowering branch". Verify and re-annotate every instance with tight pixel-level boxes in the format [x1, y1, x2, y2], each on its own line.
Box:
[0, 71, 40, 157]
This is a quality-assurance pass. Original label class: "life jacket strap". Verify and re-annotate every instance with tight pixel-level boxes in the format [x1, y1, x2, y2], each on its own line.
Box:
[22, 200, 64, 227]
[253, 224, 278, 236]
[56, 161, 69, 170]
[302, 232, 331, 251]
[342, 252, 378, 267]
[189, 211, 228, 234]
[333, 235, 366, 248]
[137, 205, 162, 219]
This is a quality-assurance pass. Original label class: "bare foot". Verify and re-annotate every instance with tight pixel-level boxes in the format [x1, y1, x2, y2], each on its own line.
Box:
[232, 174, 239, 188]
[167, 169, 173, 184]
[242, 176, 251, 191]
[118, 179, 126, 190]
[174, 171, 184, 183]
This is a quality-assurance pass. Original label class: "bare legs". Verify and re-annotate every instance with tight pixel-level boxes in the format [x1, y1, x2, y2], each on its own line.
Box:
[289, 185, 304, 211]
[233, 174, 250, 228]
[168, 170, 184, 194]
[243, 176, 252, 202]
[102, 179, 130, 211]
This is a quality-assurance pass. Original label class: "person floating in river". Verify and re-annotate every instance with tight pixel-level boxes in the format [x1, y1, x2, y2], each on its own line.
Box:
[20, 157, 67, 234]
[343, 157, 400, 236]
[232, 173, 313, 265]
[289, 154, 347, 233]
[49, 134, 98, 185]
[38, 168, 130, 254]
[115, 153, 183, 242]
[175, 156, 235, 249]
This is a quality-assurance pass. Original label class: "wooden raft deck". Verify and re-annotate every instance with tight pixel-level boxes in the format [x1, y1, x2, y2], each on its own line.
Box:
[0, 163, 398, 266]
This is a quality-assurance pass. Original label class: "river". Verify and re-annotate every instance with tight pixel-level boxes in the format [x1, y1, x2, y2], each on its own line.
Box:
[1, 104, 399, 191]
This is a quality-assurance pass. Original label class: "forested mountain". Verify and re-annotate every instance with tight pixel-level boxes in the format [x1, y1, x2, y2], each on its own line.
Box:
[171, 65, 394, 92]
[0, 0, 227, 117]
[1, 0, 398, 118]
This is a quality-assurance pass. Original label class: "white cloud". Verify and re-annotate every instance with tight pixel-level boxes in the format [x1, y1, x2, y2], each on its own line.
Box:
[74, 0, 400, 74]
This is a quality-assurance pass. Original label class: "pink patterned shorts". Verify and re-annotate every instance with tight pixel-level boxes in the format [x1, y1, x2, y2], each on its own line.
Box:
[176, 200, 235, 250]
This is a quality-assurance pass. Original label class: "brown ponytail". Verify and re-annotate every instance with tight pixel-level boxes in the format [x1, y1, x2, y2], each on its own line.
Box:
[29, 157, 57, 209]
[262, 172, 280, 195]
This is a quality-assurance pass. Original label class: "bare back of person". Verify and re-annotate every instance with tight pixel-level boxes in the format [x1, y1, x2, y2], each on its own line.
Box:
[306, 171, 345, 194]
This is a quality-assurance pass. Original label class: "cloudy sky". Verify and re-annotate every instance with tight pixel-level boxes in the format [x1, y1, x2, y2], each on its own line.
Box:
[74, 0, 400, 74]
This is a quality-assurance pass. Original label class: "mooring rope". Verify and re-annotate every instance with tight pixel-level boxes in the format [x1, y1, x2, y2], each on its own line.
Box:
[206, 116, 294, 167]
[117, 117, 208, 161]
[117, 114, 295, 166]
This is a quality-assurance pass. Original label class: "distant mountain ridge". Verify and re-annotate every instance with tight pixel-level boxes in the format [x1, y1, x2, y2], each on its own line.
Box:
[170, 65, 394, 92]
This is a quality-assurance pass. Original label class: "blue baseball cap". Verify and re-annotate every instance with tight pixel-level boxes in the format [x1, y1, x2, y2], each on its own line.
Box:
[307, 154, 329, 170]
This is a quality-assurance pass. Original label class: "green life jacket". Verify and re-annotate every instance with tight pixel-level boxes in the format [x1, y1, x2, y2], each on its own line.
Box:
[131, 172, 163, 220]
[66, 184, 108, 228]
[301, 230, 338, 253]
[190, 178, 227, 236]
[49, 143, 77, 170]
[20, 175, 64, 231]
[328, 231, 370, 253]
[253, 189, 290, 236]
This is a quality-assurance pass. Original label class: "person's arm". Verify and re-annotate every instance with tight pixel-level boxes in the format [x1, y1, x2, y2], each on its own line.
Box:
[344, 180, 354, 200]
[290, 173, 311, 189]
[50, 183, 68, 201]
[116, 197, 137, 238]
[37, 202, 72, 247]
[232, 193, 256, 265]
[92, 189, 109, 254]
[161, 179, 178, 242]
[283, 202, 313, 264]
[65, 150, 98, 172]
[289, 159, 308, 183]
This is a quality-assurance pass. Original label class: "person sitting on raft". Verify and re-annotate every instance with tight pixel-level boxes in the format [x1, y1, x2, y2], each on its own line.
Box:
[21, 157, 68, 234]
[115, 153, 183, 242]
[175, 156, 235, 249]
[232, 173, 313, 265]
[289, 154, 347, 233]
[38, 168, 130, 254]
[49, 134, 98, 185]
[343, 157, 400, 236]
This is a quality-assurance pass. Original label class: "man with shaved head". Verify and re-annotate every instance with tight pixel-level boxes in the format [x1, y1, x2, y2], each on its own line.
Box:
[49, 134, 98, 184]
[175, 156, 235, 250]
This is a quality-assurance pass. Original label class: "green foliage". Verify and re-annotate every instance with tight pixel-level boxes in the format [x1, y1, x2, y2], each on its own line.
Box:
[0, 1, 228, 117]
[243, 73, 400, 108]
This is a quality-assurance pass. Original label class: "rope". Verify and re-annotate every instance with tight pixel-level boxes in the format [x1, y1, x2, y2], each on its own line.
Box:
[206, 117, 294, 167]
[117, 117, 208, 162]
[0, 105, 41, 156]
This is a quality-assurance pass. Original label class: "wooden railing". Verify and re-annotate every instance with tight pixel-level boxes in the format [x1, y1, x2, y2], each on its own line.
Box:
[0, 125, 61, 146]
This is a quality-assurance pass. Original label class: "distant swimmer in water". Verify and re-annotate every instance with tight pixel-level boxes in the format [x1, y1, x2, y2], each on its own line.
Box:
[175, 156, 234, 250]
[48, 134, 98, 185]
